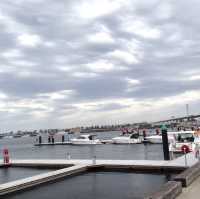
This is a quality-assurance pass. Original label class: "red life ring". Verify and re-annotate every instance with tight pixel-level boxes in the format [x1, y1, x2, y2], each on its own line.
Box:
[181, 145, 190, 153]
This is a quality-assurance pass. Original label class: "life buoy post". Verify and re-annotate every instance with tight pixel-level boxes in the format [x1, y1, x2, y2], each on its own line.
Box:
[3, 148, 11, 167]
[181, 145, 190, 166]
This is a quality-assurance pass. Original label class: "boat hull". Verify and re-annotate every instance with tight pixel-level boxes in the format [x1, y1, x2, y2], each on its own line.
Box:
[70, 140, 102, 145]
[112, 138, 142, 144]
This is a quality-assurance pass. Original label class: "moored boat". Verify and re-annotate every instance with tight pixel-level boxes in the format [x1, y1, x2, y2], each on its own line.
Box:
[112, 133, 142, 144]
[70, 134, 102, 145]
[169, 131, 199, 153]
[145, 131, 176, 144]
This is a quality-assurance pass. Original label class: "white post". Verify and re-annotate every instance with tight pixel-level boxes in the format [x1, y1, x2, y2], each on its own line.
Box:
[92, 155, 96, 165]
[184, 149, 187, 167]
[170, 151, 174, 160]
[67, 153, 71, 160]
[195, 144, 200, 161]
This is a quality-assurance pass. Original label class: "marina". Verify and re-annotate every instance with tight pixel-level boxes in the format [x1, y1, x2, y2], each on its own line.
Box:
[0, 129, 200, 199]
[1, 0, 200, 198]
[0, 129, 200, 198]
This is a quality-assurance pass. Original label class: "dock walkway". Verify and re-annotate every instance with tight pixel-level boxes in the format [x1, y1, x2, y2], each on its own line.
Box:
[176, 175, 200, 199]
[0, 152, 197, 168]
[0, 164, 89, 195]
[0, 152, 198, 196]
[34, 141, 71, 146]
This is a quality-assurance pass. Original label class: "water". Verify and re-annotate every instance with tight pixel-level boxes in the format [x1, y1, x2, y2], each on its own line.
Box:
[0, 131, 164, 160]
[0, 167, 53, 184]
[4, 171, 168, 199]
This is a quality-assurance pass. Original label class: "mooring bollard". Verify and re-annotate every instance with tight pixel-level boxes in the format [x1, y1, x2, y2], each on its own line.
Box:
[142, 130, 146, 140]
[39, 136, 42, 144]
[62, 135, 65, 143]
[92, 155, 96, 165]
[52, 136, 54, 144]
[161, 125, 170, 161]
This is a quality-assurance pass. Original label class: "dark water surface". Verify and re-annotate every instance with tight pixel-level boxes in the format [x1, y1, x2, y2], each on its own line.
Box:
[0, 167, 53, 184]
[4, 172, 168, 199]
[0, 131, 164, 160]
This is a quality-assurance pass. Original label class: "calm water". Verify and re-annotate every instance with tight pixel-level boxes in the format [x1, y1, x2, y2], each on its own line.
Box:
[0, 131, 164, 160]
[4, 171, 168, 199]
[0, 167, 53, 184]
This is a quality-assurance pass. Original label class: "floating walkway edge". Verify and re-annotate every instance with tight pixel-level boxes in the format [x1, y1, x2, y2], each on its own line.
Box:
[0, 164, 90, 196]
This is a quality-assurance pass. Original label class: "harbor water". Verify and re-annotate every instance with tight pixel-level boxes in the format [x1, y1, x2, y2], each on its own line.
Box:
[0, 131, 163, 160]
[0, 167, 53, 184]
[4, 171, 169, 199]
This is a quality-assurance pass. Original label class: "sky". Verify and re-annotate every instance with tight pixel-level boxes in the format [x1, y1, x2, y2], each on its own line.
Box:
[0, 0, 200, 131]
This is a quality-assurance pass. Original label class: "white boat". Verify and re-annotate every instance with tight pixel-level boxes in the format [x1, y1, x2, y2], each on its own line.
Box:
[112, 133, 142, 144]
[145, 132, 175, 144]
[169, 131, 200, 153]
[70, 134, 102, 145]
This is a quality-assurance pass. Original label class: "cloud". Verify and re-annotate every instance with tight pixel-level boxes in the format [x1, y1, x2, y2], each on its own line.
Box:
[0, 0, 200, 130]
[108, 50, 139, 64]
[75, 0, 126, 19]
[17, 33, 42, 47]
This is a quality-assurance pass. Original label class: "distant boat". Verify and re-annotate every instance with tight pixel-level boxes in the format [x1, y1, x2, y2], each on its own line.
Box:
[0, 134, 4, 139]
[112, 133, 142, 144]
[29, 132, 38, 137]
[70, 134, 102, 145]
[4, 135, 13, 139]
[13, 134, 22, 138]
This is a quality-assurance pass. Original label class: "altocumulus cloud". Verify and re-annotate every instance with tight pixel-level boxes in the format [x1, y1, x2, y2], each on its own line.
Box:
[0, 0, 200, 130]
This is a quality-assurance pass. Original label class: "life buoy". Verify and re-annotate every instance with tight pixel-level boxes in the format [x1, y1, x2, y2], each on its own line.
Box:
[181, 145, 190, 153]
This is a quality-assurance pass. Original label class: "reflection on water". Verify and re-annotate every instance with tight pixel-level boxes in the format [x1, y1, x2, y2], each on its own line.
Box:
[4, 172, 168, 199]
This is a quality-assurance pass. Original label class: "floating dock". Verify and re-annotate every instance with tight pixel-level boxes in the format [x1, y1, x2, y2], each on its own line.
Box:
[34, 141, 72, 146]
[0, 164, 89, 195]
[34, 139, 114, 146]
[0, 152, 199, 198]
[8, 152, 198, 168]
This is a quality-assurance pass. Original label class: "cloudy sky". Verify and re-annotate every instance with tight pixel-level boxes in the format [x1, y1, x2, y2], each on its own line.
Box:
[0, 0, 200, 131]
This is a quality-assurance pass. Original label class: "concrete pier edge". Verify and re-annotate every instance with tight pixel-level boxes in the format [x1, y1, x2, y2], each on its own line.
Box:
[173, 161, 200, 187]
[145, 181, 182, 199]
